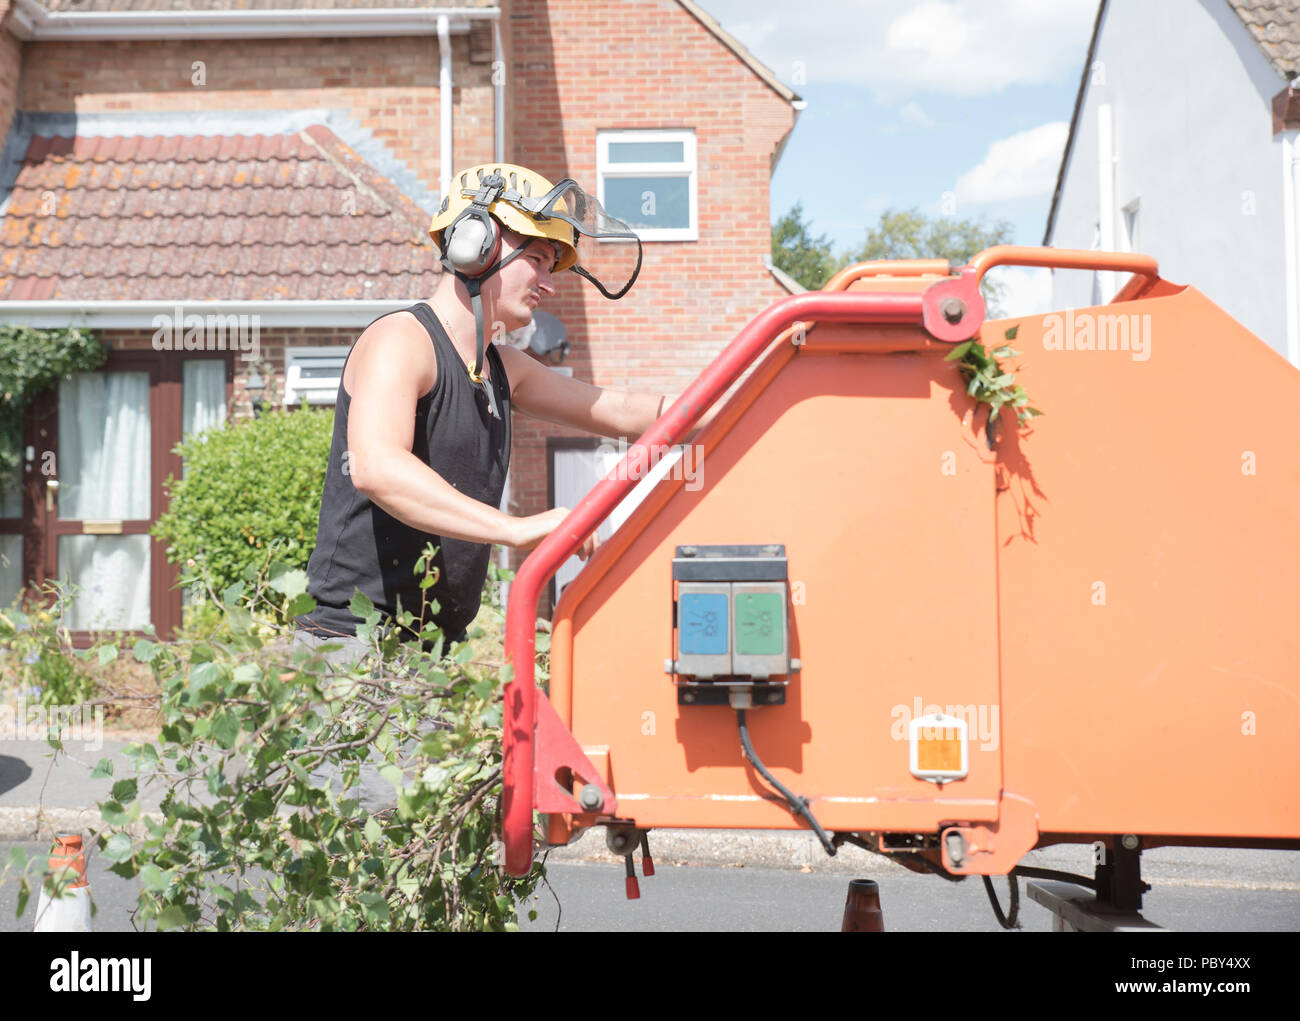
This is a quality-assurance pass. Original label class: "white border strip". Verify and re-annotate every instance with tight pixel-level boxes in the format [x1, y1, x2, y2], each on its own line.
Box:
[10, 1, 497, 41]
[0, 299, 414, 329]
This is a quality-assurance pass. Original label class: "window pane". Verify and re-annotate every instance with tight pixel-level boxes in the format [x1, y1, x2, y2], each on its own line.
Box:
[58, 534, 150, 630]
[0, 534, 21, 608]
[1, 423, 21, 517]
[58, 372, 150, 520]
[608, 141, 685, 164]
[1, 466, 20, 517]
[183, 360, 227, 438]
[603, 176, 690, 230]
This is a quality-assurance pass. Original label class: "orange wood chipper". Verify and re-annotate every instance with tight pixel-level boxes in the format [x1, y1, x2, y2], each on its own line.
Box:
[501, 246, 1300, 930]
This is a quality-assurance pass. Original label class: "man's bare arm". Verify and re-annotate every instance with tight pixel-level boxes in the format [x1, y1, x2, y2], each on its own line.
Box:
[344, 318, 593, 555]
[498, 345, 719, 441]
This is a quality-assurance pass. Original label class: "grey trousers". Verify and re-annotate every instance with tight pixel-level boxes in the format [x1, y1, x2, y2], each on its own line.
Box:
[291, 629, 373, 670]
[290, 629, 394, 810]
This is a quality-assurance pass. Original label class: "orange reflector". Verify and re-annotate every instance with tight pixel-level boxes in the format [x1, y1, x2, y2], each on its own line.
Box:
[909, 713, 969, 783]
[916, 729, 963, 772]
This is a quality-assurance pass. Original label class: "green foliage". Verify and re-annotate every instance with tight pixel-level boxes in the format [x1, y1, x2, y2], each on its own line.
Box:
[1, 554, 548, 931]
[152, 407, 334, 616]
[0, 325, 107, 496]
[0, 584, 99, 706]
[771, 201, 839, 290]
[944, 324, 1043, 430]
[772, 205, 1017, 311]
[851, 207, 1014, 264]
[846, 207, 1015, 314]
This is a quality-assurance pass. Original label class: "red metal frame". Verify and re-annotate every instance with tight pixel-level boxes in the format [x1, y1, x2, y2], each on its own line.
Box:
[502, 276, 984, 876]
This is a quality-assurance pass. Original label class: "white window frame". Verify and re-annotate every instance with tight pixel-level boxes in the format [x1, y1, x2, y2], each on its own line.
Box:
[597, 129, 698, 242]
[283, 346, 350, 406]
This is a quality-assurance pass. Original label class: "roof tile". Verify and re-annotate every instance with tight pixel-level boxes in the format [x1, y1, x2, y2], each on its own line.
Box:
[1229, 0, 1300, 78]
[1, 125, 438, 300]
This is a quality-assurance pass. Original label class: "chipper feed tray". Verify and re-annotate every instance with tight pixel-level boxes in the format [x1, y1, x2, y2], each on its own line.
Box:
[500, 246, 1300, 918]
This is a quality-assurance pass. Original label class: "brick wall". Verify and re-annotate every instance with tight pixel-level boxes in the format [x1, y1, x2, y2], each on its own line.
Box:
[18, 32, 495, 197]
[504, 0, 795, 561]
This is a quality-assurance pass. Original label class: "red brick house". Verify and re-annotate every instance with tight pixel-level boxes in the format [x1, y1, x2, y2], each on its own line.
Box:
[0, 0, 800, 636]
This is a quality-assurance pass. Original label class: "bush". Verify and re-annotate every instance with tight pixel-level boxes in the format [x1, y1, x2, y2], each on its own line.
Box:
[1, 555, 547, 931]
[0, 585, 100, 706]
[153, 407, 334, 613]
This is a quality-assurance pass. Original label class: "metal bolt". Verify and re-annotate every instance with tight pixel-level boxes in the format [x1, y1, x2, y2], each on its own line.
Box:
[1121, 833, 1140, 851]
[941, 297, 966, 323]
[664, 658, 675, 674]
[682, 691, 696, 703]
[680, 546, 697, 557]
[945, 830, 966, 866]
[578, 784, 604, 813]
[606, 828, 636, 854]
[767, 691, 781, 703]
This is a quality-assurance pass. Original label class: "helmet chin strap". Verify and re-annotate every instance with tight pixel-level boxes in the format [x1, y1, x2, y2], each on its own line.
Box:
[440, 240, 534, 421]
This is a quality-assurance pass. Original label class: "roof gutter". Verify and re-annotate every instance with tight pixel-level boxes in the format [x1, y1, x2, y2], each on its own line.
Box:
[1043, 0, 1108, 244]
[0, 299, 417, 330]
[9, 0, 499, 40]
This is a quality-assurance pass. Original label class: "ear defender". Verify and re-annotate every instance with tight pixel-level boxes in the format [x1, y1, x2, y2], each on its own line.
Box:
[441, 210, 502, 278]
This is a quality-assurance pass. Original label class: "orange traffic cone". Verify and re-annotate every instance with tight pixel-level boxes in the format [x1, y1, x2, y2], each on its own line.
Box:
[840, 878, 885, 932]
[34, 833, 92, 933]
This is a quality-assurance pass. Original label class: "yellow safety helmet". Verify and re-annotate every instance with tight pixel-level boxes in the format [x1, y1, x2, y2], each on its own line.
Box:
[430, 164, 579, 275]
[427, 163, 643, 419]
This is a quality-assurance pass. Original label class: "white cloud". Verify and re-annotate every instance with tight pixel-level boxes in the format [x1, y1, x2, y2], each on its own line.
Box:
[897, 101, 935, 129]
[695, 0, 1099, 99]
[954, 121, 1068, 204]
[986, 266, 1054, 318]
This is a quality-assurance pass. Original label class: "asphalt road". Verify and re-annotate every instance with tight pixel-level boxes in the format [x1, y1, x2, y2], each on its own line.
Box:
[3, 841, 1298, 932]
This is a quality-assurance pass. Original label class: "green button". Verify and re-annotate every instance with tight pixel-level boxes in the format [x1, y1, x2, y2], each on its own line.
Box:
[735, 592, 783, 655]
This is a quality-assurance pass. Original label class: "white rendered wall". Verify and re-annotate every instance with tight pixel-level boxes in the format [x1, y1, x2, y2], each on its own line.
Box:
[1047, 0, 1289, 357]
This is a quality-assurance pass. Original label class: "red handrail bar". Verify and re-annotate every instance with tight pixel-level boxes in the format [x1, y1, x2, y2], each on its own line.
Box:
[501, 287, 955, 876]
[963, 245, 1160, 301]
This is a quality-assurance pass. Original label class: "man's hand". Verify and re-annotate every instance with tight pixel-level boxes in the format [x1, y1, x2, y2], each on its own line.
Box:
[512, 508, 600, 560]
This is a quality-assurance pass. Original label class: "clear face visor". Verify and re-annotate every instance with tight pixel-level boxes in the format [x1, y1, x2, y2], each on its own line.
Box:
[507, 179, 643, 300]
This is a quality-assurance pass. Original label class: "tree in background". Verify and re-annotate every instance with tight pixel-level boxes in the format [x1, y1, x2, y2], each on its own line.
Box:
[844, 207, 1014, 314]
[772, 204, 1015, 313]
[771, 201, 839, 290]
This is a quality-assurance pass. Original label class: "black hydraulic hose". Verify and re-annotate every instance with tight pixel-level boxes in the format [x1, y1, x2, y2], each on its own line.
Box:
[736, 708, 836, 857]
[1011, 865, 1097, 890]
[982, 874, 1021, 929]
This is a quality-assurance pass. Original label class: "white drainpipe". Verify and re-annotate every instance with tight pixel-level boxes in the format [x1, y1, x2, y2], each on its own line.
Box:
[493, 17, 505, 162]
[1097, 103, 1117, 302]
[438, 14, 454, 202]
[1282, 128, 1300, 368]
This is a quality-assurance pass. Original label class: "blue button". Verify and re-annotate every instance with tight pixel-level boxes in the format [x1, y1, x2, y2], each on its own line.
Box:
[680, 592, 729, 655]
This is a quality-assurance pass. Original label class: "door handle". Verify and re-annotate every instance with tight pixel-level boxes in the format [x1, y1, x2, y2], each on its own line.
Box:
[45, 478, 59, 512]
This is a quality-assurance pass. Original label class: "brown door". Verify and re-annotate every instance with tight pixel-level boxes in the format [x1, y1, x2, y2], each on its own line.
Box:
[22, 351, 232, 641]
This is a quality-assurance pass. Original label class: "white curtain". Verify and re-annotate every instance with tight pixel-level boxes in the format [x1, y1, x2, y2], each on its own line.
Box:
[183, 360, 227, 438]
[58, 535, 150, 630]
[181, 361, 227, 601]
[0, 534, 21, 608]
[56, 372, 152, 630]
[58, 372, 150, 520]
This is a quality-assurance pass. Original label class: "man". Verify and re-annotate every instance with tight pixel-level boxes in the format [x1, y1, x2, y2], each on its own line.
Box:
[296, 163, 702, 661]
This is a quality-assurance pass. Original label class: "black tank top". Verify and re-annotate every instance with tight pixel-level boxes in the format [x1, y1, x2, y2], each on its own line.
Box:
[300, 301, 511, 644]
